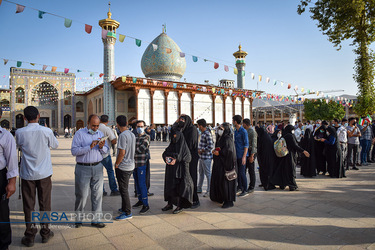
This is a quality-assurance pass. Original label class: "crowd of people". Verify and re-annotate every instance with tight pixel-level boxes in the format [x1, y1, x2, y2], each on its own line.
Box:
[1, 104, 374, 249]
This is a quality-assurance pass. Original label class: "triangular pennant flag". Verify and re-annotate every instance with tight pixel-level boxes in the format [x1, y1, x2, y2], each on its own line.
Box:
[192, 56, 198, 62]
[16, 4, 25, 13]
[30, 63, 35, 66]
[85, 24, 92, 34]
[173, 83, 177, 88]
[132, 77, 137, 83]
[212, 87, 216, 93]
[115, 34, 124, 42]
[3, 59, 8, 65]
[64, 18, 72, 28]
[38, 10, 46, 19]
[51, 66, 57, 72]
[135, 39, 141, 47]
[274, 80, 277, 85]
[287, 84, 291, 89]
[163, 82, 168, 87]
[42, 65, 47, 71]
[99, 73, 104, 78]
[180, 52, 185, 58]
[280, 81, 284, 87]
[166, 48, 172, 54]
[294, 86, 298, 91]
[64, 68, 69, 74]
[122, 76, 126, 83]
[102, 29, 108, 39]
[251, 73, 255, 79]
[77, 69, 82, 72]
[143, 79, 147, 85]
[242, 71, 245, 77]
[234, 68, 238, 74]
[90, 72, 94, 77]
[214, 62, 219, 69]
[224, 65, 229, 72]
[17, 61, 22, 67]
[258, 75, 262, 82]
[266, 77, 270, 83]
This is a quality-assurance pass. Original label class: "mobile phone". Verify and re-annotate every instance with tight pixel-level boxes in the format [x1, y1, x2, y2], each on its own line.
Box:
[166, 157, 173, 163]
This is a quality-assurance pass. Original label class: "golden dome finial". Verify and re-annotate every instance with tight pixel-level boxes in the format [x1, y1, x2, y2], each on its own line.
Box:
[107, 2, 112, 19]
[239, 44, 242, 51]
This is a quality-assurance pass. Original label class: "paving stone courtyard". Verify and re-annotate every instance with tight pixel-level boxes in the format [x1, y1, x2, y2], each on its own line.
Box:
[8, 137, 375, 249]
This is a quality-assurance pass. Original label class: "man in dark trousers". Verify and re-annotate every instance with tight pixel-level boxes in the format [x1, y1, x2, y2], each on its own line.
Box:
[243, 118, 257, 193]
[0, 108, 18, 250]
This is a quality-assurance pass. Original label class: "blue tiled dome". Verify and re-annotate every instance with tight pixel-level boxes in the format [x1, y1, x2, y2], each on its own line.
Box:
[141, 33, 186, 81]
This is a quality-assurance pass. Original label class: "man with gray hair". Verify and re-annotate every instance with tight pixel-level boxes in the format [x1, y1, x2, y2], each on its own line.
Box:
[71, 114, 109, 228]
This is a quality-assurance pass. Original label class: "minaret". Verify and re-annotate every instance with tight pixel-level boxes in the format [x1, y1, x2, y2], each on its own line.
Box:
[99, 2, 119, 124]
[233, 45, 248, 89]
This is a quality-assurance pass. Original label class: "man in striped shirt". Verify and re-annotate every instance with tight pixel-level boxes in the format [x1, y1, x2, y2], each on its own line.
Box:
[197, 119, 214, 197]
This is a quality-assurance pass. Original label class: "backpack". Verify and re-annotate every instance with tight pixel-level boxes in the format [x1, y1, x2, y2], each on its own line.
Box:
[274, 137, 289, 157]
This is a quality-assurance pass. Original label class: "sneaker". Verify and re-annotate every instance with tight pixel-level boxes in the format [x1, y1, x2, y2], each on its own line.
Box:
[132, 201, 143, 208]
[116, 213, 132, 220]
[203, 192, 209, 197]
[118, 208, 124, 214]
[21, 236, 34, 247]
[191, 201, 200, 209]
[139, 206, 150, 215]
[42, 231, 54, 243]
[236, 189, 242, 195]
[352, 167, 359, 170]
[246, 188, 254, 193]
[103, 191, 108, 196]
[110, 190, 121, 196]
[147, 192, 154, 196]
[238, 191, 249, 197]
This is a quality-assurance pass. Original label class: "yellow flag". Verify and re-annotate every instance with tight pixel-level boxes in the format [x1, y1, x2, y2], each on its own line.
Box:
[119, 34, 125, 42]
[258, 75, 262, 82]
[122, 76, 126, 83]
[52, 66, 57, 72]
[316, 91, 320, 96]
[234, 68, 238, 75]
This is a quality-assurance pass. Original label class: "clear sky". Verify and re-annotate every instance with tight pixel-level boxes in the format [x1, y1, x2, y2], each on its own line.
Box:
[0, 0, 365, 97]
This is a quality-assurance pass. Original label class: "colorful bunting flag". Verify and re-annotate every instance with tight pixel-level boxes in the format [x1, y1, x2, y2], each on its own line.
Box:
[3, 59, 8, 65]
[77, 69, 82, 72]
[64, 68, 69, 74]
[163, 82, 167, 87]
[30, 63, 35, 66]
[17, 61, 22, 67]
[118, 34, 125, 42]
[301, 87, 304, 92]
[38, 10, 46, 19]
[192, 56, 198, 62]
[214, 62, 219, 69]
[143, 79, 147, 85]
[287, 84, 291, 89]
[90, 72, 94, 77]
[180, 52, 185, 58]
[135, 39, 141, 47]
[42, 65, 47, 71]
[132, 77, 137, 83]
[122, 76, 126, 83]
[16, 4, 25, 13]
[234, 68, 238, 75]
[274, 80, 277, 85]
[64, 18, 72, 28]
[85, 24, 92, 34]
[258, 75, 262, 82]
[280, 81, 284, 87]
[102, 29, 108, 39]
[224, 65, 229, 72]
[266, 77, 270, 83]
[173, 83, 177, 88]
[51, 66, 57, 72]
[99, 73, 104, 78]
[212, 87, 215, 93]
[251, 73, 255, 79]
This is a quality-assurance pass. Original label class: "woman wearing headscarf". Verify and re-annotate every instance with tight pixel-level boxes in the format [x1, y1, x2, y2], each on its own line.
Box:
[210, 123, 237, 208]
[255, 126, 277, 190]
[270, 125, 310, 191]
[313, 122, 328, 175]
[177, 115, 200, 208]
[320, 126, 345, 178]
[162, 129, 194, 214]
[300, 128, 317, 177]
[271, 129, 281, 142]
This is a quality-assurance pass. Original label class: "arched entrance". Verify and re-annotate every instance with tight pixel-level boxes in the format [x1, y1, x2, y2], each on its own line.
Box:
[64, 114, 72, 129]
[0, 120, 9, 129]
[31, 81, 58, 128]
[76, 119, 84, 130]
[16, 114, 24, 128]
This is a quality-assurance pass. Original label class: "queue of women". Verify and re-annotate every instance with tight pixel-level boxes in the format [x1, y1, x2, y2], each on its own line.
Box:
[161, 114, 351, 213]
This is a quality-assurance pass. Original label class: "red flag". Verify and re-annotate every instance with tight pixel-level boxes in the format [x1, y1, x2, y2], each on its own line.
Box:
[214, 62, 219, 69]
[85, 24, 92, 34]
[224, 65, 229, 72]
[99, 73, 104, 78]
[64, 68, 69, 74]
[16, 4, 25, 13]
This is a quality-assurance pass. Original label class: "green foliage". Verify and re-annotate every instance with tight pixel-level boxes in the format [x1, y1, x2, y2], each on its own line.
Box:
[298, 0, 375, 116]
[304, 99, 346, 121]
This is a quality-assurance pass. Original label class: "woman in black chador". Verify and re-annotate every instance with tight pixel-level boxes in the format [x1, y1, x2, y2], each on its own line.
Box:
[162, 130, 194, 214]
[177, 115, 200, 208]
[300, 128, 317, 177]
[210, 123, 237, 208]
[255, 126, 277, 190]
[321, 126, 346, 178]
[270, 125, 310, 191]
[313, 122, 328, 175]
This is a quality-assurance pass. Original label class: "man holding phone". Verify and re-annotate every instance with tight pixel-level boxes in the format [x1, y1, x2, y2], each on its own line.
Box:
[71, 114, 109, 228]
[0, 108, 18, 250]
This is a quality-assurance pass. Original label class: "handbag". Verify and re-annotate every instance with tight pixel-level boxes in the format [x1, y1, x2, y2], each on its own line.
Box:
[225, 168, 237, 181]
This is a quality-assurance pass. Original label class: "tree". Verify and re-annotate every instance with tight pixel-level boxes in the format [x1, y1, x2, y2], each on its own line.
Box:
[298, 0, 375, 116]
[303, 99, 346, 121]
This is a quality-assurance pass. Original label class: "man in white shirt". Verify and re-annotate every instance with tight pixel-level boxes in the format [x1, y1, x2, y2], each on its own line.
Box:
[294, 122, 303, 143]
[16, 106, 58, 247]
[337, 118, 348, 173]
[99, 115, 120, 196]
[0, 108, 18, 250]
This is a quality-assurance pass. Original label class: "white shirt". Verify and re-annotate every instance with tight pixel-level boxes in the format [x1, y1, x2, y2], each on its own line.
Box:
[0, 126, 18, 179]
[16, 123, 59, 180]
[98, 123, 116, 158]
[337, 125, 347, 143]
[65, 128, 68, 133]
[294, 128, 303, 143]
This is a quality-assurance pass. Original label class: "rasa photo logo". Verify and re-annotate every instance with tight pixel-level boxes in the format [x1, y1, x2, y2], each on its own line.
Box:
[31, 211, 114, 224]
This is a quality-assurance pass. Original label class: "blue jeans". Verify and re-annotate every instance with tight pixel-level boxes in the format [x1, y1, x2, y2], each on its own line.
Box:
[75, 163, 103, 222]
[237, 158, 247, 192]
[360, 139, 371, 164]
[101, 155, 118, 192]
[133, 165, 148, 207]
[198, 158, 212, 193]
